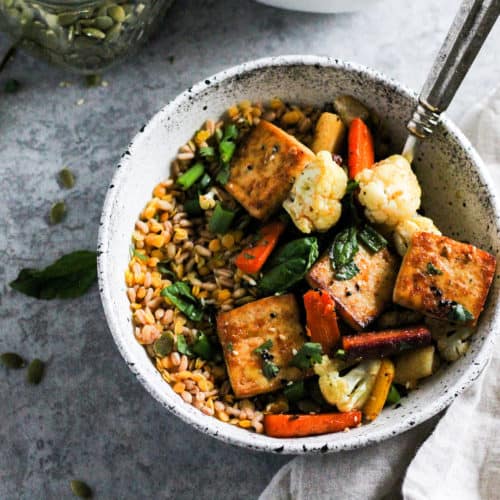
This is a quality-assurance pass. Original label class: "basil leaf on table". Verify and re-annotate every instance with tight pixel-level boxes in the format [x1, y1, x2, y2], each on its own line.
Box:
[9, 250, 97, 299]
[258, 237, 319, 295]
[161, 281, 204, 322]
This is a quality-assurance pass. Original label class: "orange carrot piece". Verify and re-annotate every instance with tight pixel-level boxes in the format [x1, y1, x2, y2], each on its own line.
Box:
[347, 117, 375, 179]
[264, 411, 362, 438]
[303, 290, 340, 354]
[234, 220, 286, 274]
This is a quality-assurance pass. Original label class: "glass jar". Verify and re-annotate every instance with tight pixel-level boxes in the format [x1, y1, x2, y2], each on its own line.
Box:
[0, 0, 173, 73]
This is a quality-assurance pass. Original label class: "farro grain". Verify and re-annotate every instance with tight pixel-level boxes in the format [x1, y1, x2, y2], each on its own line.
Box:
[181, 391, 193, 403]
[127, 288, 136, 303]
[178, 355, 188, 372]
[177, 151, 195, 161]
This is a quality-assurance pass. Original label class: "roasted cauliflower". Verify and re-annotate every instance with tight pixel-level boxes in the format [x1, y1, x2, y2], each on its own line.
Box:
[356, 154, 421, 227]
[393, 215, 441, 256]
[314, 355, 381, 412]
[426, 318, 475, 361]
[283, 150, 347, 234]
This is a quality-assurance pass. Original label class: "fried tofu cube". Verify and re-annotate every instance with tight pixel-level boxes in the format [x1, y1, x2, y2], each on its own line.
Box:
[393, 232, 496, 326]
[226, 120, 315, 220]
[217, 294, 306, 398]
[307, 246, 399, 330]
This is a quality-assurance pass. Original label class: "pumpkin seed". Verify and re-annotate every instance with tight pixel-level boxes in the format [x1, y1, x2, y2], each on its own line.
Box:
[153, 331, 175, 357]
[1, 352, 25, 369]
[94, 16, 114, 30]
[58, 168, 75, 188]
[82, 27, 106, 40]
[70, 479, 92, 498]
[108, 5, 126, 22]
[105, 22, 122, 42]
[50, 201, 67, 224]
[27, 358, 45, 384]
[57, 12, 79, 26]
[85, 74, 102, 87]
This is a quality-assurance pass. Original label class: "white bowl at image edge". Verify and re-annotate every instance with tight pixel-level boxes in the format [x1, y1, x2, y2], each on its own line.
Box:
[255, 0, 384, 13]
[98, 55, 500, 454]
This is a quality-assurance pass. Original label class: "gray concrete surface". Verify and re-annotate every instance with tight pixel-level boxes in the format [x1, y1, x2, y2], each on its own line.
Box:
[1, 0, 499, 498]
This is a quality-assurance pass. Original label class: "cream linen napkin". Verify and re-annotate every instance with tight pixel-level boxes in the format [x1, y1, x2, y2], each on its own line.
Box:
[259, 87, 500, 500]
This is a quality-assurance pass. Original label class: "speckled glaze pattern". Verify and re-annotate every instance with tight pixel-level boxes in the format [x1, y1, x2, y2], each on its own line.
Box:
[98, 56, 500, 455]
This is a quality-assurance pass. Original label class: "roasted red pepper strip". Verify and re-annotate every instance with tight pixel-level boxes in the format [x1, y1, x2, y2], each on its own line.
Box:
[264, 411, 362, 438]
[342, 325, 432, 359]
[234, 220, 286, 274]
[303, 289, 340, 354]
[347, 117, 375, 179]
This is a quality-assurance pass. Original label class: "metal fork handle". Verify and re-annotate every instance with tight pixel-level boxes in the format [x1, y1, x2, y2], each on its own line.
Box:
[406, 0, 500, 141]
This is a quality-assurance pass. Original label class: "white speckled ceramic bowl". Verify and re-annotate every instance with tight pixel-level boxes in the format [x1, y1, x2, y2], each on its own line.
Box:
[98, 56, 500, 454]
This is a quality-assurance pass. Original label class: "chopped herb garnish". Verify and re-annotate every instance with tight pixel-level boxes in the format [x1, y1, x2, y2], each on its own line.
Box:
[184, 197, 203, 216]
[386, 384, 401, 405]
[161, 282, 203, 321]
[133, 249, 148, 261]
[156, 261, 176, 279]
[345, 179, 359, 194]
[448, 302, 474, 323]
[198, 172, 212, 190]
[358, 225, 388, 253]
[334, 348, 347, 359]
[9, 250, 97, 299]
[427, 262, 443, 275]
[199, 146, 215, 158]
[219, 140, 236, 163]
[262, 360, 279, 379]
[283, 380, 306, 402]
[243, 252, 255, 260]
[290, 342, 323, 369]
[208, 203, 236, 234]
[223, 124, 238, 141]
[253, 339, 273, 355]
[226, 342, 234, 352]
[215, 163, 231, 185]
[176, 334, 193, 356]
[192, 332, 214, 360]
[177, 163, 205, 190]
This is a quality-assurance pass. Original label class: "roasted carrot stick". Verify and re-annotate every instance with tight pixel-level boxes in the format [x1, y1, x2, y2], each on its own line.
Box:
[363, 359, 395, 421]
[347, 117, 375, 179]
[234, 220, 286, 274]
[303, 290, 340, 354]
[342, 325, 432, 359]
[264, 411, 362, 438]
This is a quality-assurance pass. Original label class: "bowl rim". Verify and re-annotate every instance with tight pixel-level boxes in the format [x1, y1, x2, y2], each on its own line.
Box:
[97, 55, 500, 454]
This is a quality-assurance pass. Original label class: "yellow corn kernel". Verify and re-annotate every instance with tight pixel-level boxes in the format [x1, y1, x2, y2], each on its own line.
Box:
[216, 410, 230, 422]
[160, 212, 170, 222]
[161, 371, 171, 383]
[192, 285, 201, 298]
[161, 356, 172, 369]
[270, 98, 284, 110]
[232, 230, 244, 243]
[281, 110, 303, 125]
[217, 289, 232, 302]
[221, 234, 235, 249]
[173, 228, 188, 242]
[125, 270, 134, 287]
[153, 184, 166, 198]
[144, 310, 155, 325]
[198, 290, 208, 299]
[151, 249, 164, 259]
[147, 257, 159, 268]
[195, 129, 211, 146]
[174, 320, 184, 335]
[136, 287, 146, 300]
[148, 219, 163, 233]
[195, 358, 206, 370]
[134, 272, 145, 285]
[239, 99, 252, 110]
[142, 203, 156, 220]
[175, 370, 193, 380]
[227, 106, 239, 119]
[151, 276, 163, 289]
[130, 303, 141, 310]
[145, 233, 165, 248]
[208, 239, 221, 252]
[172, 263, 184, 279]
[238, 420, 253, 428]
[173, 382, 186, 394]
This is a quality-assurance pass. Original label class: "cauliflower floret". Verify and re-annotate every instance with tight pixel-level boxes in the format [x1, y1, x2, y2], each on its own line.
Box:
[356, 154, 421, 227]
[314, 355, 381, 412]
[426, 318, 475, 361]
[283, 150, 347, 233]
[393, 215, 441, 256]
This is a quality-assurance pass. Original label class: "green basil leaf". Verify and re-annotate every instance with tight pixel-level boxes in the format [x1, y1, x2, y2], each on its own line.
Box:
[176, 334, 193, 356]
[448, 302, 474, 323]
[330, 227, 359, 268]
[161, 282, 203, 322]
[335, 261, 360, 281]
[199, 146, 215, 158]
[192, 332, 214, 360]
[9, 250, 97, 299]
[386, 384, 401, 405]
[358, 225, 388, 253]
[290, 342, 323, 369]
[283, 380, 306, 402]
[156, 261, 176, 279]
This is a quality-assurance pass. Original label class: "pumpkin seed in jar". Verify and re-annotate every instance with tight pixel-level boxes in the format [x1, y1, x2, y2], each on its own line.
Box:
[27, 358, 45, 384]
[70, 479, 92, 498]
[57, 12, 79, 27]
[105, 22, 122, 42]
[50, 201, 67, 224]
[108, 5, 126, 23]
[82, 27, 106, 40]
[153, 331, 175, 357]
[94, 16, 114, 31]
[0, 352, 25, 369]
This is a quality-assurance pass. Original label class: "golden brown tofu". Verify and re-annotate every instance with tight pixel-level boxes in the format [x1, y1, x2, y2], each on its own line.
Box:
[393, 232, 496, 326]
[226, 120, 315, 220]
[217, 294, 306, 398]
[307, 246, 399, 330]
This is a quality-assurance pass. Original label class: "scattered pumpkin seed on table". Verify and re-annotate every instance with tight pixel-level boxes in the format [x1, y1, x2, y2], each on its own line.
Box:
[58, 167, 75, 188]
[4, 78, 20, 93]
[70, 480, 92, 498]
[50, 201, 67, 224]
[0, 352, 25, 369]
[27, 358, 45, 384]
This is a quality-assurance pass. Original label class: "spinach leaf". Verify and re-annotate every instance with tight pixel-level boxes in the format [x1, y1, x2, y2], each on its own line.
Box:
[258, 237, 319, 295]
[161, 282, 204, 322]
[358, 225, 388, 253]
[9, 250, 97, 299]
